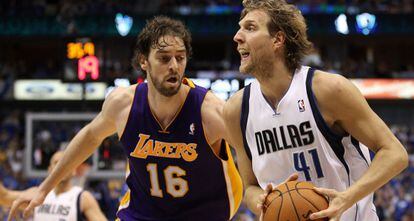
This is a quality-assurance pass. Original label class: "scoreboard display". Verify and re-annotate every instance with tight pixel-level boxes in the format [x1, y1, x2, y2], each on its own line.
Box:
[64, 40, 100, 81]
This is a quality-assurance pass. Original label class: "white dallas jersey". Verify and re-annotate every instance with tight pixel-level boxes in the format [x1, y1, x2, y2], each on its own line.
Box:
[241, 66, 378, 221]
[34, 186, 83, 221]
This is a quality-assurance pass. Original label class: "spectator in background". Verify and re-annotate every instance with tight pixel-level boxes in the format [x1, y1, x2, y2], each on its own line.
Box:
[392, 188, 413, 221]
[4, 151, 107, 221]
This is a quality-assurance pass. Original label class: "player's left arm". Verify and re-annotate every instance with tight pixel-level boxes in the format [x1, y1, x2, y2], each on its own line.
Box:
[309, 71, 408, 220]
[80, 191, 107, 221]
[201, 91, 227, 155]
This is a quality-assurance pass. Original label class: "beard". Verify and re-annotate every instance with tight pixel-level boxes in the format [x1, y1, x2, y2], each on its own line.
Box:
[149, 71, 183, 97]
[239, 52, 273, 79]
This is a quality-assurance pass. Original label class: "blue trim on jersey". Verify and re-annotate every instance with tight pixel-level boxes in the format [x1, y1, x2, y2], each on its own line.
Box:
[76, 191, 85, 221]
[351, 137, 369, 166]
[305, 68, 351, 179]
[241, 84, 252, 160]
[355, 203, 359, 221]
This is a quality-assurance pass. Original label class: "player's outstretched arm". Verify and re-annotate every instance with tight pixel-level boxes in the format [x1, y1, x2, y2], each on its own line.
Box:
[309, 71, 408, 221]
[80, 191, 108, 221]
[0, 182, 37, 208]
[8, 87, 129, 221]
[0, 182, 20, 207]
[223, 90, 263, 215]
[201, 91, 228, 153]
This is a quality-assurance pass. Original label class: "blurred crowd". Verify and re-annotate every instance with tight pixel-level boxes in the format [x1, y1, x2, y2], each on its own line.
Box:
[0, 0, 413, 17]
[0, 109, 413, 220]
[374, 125, 414, 221]
[0, 0, 413, 220]
[301, 48, 414, 79]
[1, 53, 413, 100]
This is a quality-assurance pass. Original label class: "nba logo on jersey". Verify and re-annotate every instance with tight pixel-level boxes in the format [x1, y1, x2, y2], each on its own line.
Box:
[189, 123, 195, 135]
[298, 99, 305, 112]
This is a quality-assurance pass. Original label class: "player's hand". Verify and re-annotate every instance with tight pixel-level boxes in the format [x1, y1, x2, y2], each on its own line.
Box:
[258, 173, 299, 221]
[7, 188, 47, 221]
[309, 187, 350, 221]
[0, 182, 7, 195]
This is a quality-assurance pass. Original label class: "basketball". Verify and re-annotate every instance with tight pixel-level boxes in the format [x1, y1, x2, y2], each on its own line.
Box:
[263, 181, 329, 221]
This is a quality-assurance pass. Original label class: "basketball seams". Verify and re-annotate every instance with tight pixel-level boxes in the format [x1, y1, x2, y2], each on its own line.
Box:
[263, 189, 283, 221]
[265, 189, 283, 207]
[286, 183, 301, 221]
[277, 189, 283, 221]
[264, 181, 328, 221]
[275, 187, 317, 195]
[294, 182, 323, 211]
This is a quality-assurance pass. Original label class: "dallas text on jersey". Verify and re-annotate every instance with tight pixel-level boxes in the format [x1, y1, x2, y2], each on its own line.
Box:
[254, 121, 315, 155]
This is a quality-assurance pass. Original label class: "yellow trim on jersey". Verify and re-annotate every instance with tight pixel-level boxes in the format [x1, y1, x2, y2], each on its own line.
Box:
[125, 160, 130, 178]
[117, 189, 131, 219]
[148, 82, 191, 133]
[183, 77, 195, 88]
[117, 162, 132, 215]
[222, 142, 243, 219]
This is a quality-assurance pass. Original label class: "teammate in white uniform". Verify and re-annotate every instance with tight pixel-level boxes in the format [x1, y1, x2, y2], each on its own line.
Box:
[223, 0, 408, 220]
[34, 185, 83, 221]
[4, 151, 106, 221]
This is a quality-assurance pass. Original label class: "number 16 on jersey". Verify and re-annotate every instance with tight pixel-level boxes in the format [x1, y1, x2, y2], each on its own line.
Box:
[147, 163, 189, 198]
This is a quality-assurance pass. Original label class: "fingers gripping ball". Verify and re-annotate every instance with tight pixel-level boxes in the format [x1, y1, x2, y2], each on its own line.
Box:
[263, 181, 328, 221]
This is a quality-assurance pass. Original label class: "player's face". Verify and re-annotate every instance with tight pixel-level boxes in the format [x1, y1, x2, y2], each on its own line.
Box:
[142, 35, 187, 97]
[233, 10, 275, 75]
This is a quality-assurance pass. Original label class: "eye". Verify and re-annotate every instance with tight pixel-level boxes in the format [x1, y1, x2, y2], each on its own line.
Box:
[176, 56, 185, 62]
[246, 25, 255, 31]
[160, 56, 171, 63]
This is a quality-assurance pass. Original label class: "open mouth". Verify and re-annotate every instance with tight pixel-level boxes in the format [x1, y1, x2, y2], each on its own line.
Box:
[240, 51, 250, 61]
[166, 76, 179, 83]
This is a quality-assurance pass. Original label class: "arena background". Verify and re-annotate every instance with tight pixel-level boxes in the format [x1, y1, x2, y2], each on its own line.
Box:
[0, 0, 413, 220]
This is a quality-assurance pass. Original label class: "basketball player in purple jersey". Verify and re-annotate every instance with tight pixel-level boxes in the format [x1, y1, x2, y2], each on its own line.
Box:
[8, 16, 242, 221]
[223, 0, 408, 220]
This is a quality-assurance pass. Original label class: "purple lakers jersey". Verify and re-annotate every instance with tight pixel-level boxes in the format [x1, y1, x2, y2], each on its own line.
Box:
[117, 81, 242, 221]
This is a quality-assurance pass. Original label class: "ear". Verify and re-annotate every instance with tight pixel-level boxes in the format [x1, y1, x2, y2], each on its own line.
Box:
[139, 55, 148, 71]
[272, 31, 285, 50]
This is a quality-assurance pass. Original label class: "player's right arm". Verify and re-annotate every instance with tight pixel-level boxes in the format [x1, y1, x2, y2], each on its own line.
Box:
[0, 182, 19, 207]
[223, 89, 298, 217]
[0, 182, 37, 208]
[223, 89, 263, 215]
[8, 87, 132, 220]
[0, 182, 25, 207]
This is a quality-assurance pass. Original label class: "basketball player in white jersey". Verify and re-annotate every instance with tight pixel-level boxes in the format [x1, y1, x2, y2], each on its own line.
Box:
[223, 0, 408, 220]
[4, 151, 107, 221]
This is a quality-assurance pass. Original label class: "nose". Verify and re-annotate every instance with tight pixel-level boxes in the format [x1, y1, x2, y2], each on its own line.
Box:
[233, 29, 243, 44]
[169, 57, 178, 72]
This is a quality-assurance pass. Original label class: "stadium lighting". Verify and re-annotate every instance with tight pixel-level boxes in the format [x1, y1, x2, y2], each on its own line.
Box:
[335, 13, 349, 35]
[356, 13, 376, 35]
[115, 13, 133, 36]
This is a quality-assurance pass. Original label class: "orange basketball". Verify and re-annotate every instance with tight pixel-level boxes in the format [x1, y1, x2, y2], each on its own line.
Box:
[263, 181, 329, 221]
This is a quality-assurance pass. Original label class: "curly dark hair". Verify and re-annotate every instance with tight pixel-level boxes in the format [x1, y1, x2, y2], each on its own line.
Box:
[131, 16, 192, 77]
[241, 0, 313, 72]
